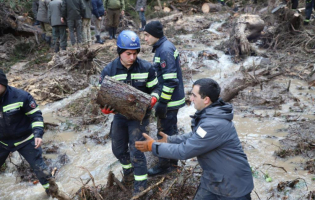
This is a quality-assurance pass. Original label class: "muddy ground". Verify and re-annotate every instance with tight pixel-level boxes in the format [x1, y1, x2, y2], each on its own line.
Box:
[1, 0, 315, 199]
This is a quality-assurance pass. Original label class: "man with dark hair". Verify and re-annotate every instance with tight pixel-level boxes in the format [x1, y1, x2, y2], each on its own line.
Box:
[135, 78, 254, 200]
[98, 30, 160, 195]
[0, 69, 51, 196]
[144, 20, 185, 176]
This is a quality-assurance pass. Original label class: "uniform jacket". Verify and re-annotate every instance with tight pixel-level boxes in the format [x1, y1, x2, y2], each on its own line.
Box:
[48, 0, 67, 26]
[91, 0, 104, 18]
[82, 0, 92, 19]
[61, 0, 85, 20]
[104, 0, 125, 10]
[0, 86, 44, 150]
[152, 36, 185, 110]
[37, 0, 50, 23]
[135, 0, 146, 11]
[99, 57, 160, 101]
[152, 99, 254, 197]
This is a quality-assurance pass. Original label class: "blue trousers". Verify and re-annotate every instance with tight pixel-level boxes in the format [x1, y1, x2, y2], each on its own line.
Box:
[305, 0, 315, 20]
[0, 139, 51, 188]
[194, 186, 251, 200]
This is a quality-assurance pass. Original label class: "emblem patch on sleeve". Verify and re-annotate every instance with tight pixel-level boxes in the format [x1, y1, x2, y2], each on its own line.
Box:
[196, 126, 207, 138]
[29, 101, 36, 109]
[160, 61, 166, 68]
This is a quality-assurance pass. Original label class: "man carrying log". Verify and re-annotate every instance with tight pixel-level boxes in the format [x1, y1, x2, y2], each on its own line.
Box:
[98, 30, 160, 195]
[0, 69, 52, 196]
[144, 21, 185, 176]
[135, 78, 254, 200]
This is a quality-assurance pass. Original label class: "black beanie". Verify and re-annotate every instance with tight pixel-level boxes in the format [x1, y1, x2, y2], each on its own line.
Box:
[144, 21, 164, 38]
[0, 69, 8, 86]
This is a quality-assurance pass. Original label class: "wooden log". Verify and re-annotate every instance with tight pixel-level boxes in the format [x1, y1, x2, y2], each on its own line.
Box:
[96, 76, 151, 121]
[164, 7, 171, 12]
[148, 12, 183, 24]
[201, 3, 222, 13]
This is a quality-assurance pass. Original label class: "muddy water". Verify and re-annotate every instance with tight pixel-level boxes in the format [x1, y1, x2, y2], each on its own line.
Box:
[1, 20, 315, 200]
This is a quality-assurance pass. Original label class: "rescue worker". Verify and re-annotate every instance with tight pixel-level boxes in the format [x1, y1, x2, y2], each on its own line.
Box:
[143, 21, 185, 176]
[135, 0, 146, 31]
[0, 69, 51, 195]
[61, 0, 85, 46]
[91, 0, 105, 44]
[37, 0, 53, 46]
[135, 78, 254, 200]
[98, 30, 160, 195]
[48, 0, 67, 52]
[304, 0, 315, 25]
[104, 0, 125, 39]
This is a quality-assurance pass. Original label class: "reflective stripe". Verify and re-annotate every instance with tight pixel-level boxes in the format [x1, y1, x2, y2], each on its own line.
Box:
[162, 85, 174, 93]
[121, 163, 132, 169]
[162, 73, 177, 79]
[131, 73, 149, 79]
[42, 183, 50, 189]
[167, 98, 185, 107]
[305, 19, 310, 22]
[32, 122, 44, 128]
[0, 141, 8, 146]
[25, 107, 40, 115]
[151, 93, 159, 100]
[134, 174, 148, 181]
[14, 134, 34, 146]
[146, 77, 158, 88]
[161, 92, 171, 100]
[112, 74, 127, 81]
[3, 102, 23, 112]
[174, 49, 179, 58]
[154, 57, 160, 63]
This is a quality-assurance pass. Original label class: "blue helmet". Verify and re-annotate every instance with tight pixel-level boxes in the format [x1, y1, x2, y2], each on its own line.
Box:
[117, 30, 141, 50]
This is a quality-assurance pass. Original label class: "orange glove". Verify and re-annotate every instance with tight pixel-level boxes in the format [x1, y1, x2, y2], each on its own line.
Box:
[135, 133, 155, 152]
[150, 97, 157, 109]
[101, 105, 115, 114]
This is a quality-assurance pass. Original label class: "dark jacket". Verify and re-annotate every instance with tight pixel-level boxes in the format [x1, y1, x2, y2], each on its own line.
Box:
[61, 0, 85, 20]
[99, 57, 160, 100]
[48, 0, 67, 26]
[0, 86, 44, 150]
[152, 36, 185, 110]
[91, 0, 104, 18]
[152, 99, 254, 198]
[82, 0, 92, 19]
[37, 0, 50, 23]
[135, 0, 146, 11]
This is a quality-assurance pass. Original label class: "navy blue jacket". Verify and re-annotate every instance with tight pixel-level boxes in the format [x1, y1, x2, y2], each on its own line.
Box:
[152, 99, 254, 197]
[91, 0, 105, 18]
[99, 57, 160, 100]
[152, 36, 185, 110]
[0, 86, 44, 149]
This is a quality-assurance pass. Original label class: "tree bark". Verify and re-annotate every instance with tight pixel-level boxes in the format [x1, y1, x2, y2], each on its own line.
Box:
[148, 12, 183, 24]
[201, 3, 222, 13]
[96, 76, 151, 121]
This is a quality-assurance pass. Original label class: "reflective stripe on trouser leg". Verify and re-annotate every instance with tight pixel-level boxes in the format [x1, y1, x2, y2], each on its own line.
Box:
[121, 162, 133, 175]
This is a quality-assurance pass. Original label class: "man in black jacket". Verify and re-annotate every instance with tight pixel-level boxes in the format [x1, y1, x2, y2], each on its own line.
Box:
[0, 69, 51, 195]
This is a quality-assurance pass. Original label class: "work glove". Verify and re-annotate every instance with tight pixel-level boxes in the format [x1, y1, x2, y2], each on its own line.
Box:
[100, 105, 115, 114]
[150, 97, 157, 109]
[157, 131, 168, 143]
[155, 101, 167, 119]
[135, 133, 155, 152]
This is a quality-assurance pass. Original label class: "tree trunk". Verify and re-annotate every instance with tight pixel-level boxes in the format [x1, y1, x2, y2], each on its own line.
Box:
[96, 76, 151, 121]
[201, 3, 222, 13]
[148, 12, 183, 24]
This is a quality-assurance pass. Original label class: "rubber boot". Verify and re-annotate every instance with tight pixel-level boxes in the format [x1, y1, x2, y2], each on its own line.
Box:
[109, 28, 113, 40]
[54, 45, 60, 53]
[113, 27, 117, 39]
[45, 36, 52, 47]
[95, 35, 104, 44]
[140, 20, 146, 31]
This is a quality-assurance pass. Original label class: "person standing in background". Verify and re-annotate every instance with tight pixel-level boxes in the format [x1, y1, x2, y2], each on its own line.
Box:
[48, 0, 68, 53]
[91, 0, 105, 44]
[104, 0, 125, 39]
[37, 0, 53, 46]
[82, 0, 93, 46]
[32, 0, 40, 25]
[61, 0, 85, 46]
[135, 0, 146, 31]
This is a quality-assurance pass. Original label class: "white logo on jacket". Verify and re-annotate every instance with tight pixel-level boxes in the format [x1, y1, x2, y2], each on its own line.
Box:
[196, 126, 207, 138]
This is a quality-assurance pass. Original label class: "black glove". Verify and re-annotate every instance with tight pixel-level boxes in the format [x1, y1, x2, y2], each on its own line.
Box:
[155, 101, 168, 119]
